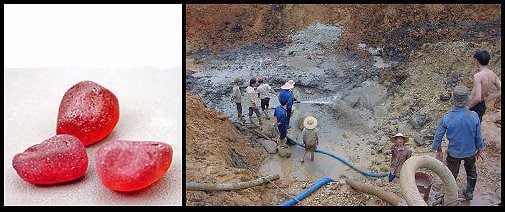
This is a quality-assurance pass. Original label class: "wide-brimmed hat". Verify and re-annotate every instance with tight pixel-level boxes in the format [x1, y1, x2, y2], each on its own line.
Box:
[303, 116, 318, 130]
[391, 133, 409, 144]
[450, 85, 469, 107]
[281, 80, 295, 89]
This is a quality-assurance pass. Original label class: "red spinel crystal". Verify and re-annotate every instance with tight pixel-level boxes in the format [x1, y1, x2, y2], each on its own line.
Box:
[56, 81, 119, 146]
[95, 140, 173, 192]
[12, 134, 89, 185]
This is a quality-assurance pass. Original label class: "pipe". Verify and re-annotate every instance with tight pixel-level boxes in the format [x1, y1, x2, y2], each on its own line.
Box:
[399, 155, 458, 206]
[287, 137, 388, 178]
[346, 179, 407, 206]
[186, 174, 279, 191]
[279, 177, 334, 206]
[279, 141, 459, 206]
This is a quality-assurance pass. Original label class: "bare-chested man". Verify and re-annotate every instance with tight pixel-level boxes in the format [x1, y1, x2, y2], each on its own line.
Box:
[466, 50, 501, 122]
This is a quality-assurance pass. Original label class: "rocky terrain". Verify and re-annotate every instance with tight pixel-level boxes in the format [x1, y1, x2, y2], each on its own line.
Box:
[186, 4, 500, 62]
[185, 4, 501, 206]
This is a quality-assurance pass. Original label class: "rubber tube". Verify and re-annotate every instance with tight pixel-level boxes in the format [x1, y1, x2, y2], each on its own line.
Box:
[399, 155, 458, 206]
[287, 137, 388, 178]
[279, 177, 334, 206]
[186, 174, 280, 191]
[346, 179, 407, 206]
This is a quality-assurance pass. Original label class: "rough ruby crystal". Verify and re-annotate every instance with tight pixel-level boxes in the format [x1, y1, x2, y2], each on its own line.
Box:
[56, 81, 119, 146]
[95, 140, 173, 192]
[12, 134, 89, 185]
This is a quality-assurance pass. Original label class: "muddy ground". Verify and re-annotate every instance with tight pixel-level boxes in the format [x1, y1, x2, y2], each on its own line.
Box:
[185, 7, 501, 206]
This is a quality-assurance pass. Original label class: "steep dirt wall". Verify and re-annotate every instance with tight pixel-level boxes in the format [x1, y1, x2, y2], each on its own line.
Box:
[186, 4, 501, 60]
[186, 94, 268, 205]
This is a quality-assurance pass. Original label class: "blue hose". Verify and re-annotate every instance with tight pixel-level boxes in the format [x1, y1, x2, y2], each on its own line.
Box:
[277, 138, 389, 206]
[279, 177, 335, 206]
[287, 137, 388, 178]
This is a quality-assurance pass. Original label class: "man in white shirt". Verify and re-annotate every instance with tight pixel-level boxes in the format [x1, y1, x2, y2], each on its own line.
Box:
[246, 78, 262, 126]
[256, 75, 277, 120]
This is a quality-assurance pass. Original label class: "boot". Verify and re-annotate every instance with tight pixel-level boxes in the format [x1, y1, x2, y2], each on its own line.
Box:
[462, 178, 476, 200]
[258, 116, 263, 126]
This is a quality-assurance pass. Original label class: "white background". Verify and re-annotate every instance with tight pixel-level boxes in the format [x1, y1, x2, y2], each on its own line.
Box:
[4, 4, 182, 206]
[4, 4, 182, 69]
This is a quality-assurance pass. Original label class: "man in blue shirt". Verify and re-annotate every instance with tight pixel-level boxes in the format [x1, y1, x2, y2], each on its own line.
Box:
[432, 85, 483, 200]
[274, 99, 289, 147]
[278, 80, 295, 128]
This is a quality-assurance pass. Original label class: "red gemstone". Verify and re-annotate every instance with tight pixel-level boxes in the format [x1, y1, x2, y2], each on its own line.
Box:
[12, 134, 89, 185]
[95, 140, 173, 192]
[56, 81, 119, 146]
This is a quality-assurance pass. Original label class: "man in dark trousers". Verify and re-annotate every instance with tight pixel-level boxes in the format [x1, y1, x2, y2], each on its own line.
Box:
[278, 80, 295, 128]
[231, 78, 244, 123]
[385, 133, 412, 182]
[256, 75, 276, 120]
[433, 85, 483, 200]
[466, 50, 501, 122]
[246, 78, 262, 126]
[274, 99, 289, 147]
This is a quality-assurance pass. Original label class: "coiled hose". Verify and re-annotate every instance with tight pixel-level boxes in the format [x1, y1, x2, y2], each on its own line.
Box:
[399, 155, 458, 206]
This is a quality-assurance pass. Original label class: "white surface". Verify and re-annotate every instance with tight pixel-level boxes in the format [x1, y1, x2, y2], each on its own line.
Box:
[4, 4, 182, 69]
[4, 67, 182, 205]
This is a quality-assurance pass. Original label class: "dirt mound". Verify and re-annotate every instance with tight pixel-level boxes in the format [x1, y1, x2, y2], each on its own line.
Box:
[371, 41, 502, 205]
[185, 93, 268, 206]
[377, 41, 501, 143]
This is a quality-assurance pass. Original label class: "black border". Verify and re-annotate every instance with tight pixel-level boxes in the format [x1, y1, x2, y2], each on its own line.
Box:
[182, 2, 187, 207]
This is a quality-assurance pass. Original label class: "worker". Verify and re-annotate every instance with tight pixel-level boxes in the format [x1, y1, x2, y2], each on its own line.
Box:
[278, 80, 296, 128]
[246, 78, 262, 126]
[301, 116, 319, 163]
[231, 78, 244, 123]
[274, 99, 289, 147]
[466, 50, 501, 122]
[385, 133, 412, 182]
[256, 75, 276, 120]
[433, 85, 483, 200]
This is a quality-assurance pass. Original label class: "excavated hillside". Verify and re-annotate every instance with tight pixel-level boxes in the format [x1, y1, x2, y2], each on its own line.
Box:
[185, 94, 268, 205]
[378, 41, 501, 144]
[186, 4, 500, 62]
